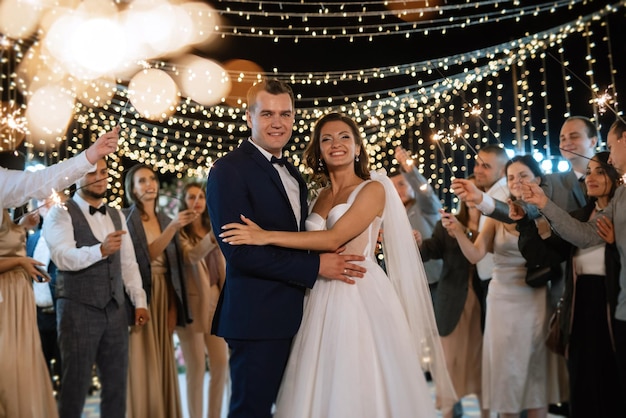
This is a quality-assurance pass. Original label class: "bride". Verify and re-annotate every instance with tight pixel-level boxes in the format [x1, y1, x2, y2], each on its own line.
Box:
[220, 112, 455, 417]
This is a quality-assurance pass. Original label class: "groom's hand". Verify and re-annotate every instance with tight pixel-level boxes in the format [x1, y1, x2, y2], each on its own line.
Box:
[319, 246, 366, 284]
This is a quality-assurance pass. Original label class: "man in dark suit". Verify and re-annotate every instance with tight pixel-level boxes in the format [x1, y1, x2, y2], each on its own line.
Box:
[43, 157, 150, 418]
[522, 117, 626, 415]
[206, 79, 366, 418]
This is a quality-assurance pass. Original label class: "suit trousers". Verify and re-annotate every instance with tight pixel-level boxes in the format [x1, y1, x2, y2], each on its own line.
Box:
[36, 306, 61, 384]
[226, 338, 292, 418]
[57, 298, 129, 418]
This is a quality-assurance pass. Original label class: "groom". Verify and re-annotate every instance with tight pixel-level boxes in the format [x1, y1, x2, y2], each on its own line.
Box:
[206, 79, 366, 418]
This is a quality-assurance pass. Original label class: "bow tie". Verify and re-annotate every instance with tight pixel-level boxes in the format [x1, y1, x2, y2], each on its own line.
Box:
[271, 156, 287, 166]
[89, 205, 106, 215]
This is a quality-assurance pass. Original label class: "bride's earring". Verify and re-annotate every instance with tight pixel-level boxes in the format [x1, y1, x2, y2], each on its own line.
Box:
[318, 158, 325, 169]
[355, 154, 360, 162]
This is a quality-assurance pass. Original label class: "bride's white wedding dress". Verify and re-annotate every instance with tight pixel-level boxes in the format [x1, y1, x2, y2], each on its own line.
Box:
[274, 173, 451, 418]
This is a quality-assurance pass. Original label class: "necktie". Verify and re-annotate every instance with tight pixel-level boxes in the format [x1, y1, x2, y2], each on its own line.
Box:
[89, 205, 106, 215]
[271, 156, 287, 166]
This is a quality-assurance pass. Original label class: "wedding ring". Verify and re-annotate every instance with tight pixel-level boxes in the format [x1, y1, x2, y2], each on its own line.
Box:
[343, 269, 347, 275]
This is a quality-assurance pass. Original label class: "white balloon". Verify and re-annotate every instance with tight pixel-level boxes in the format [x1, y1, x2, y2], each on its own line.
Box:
[73, 76, 118, 108]
[180, 2, 219, 46]
[0, 0, 43, 39]
[174, 55, 230, 106]
[26, 84, 76, 142]
[128, 69, 179, 121]
[67, 17, 127, 79]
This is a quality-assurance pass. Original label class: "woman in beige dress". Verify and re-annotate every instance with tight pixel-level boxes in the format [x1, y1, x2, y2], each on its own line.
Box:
[123, 164, 195, 418]
[0, 127, 118, 418]
[0, 210, 58, 418]
[177, 182, 229, 418]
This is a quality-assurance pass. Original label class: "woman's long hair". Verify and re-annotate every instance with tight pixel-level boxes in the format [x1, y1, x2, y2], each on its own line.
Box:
[180, 182, 211, 243]
[124, 163, 160, 219]
[303, 112, 370, 185]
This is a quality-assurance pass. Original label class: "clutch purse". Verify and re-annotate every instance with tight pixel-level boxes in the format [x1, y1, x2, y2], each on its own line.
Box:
[525, 263, 561, 288]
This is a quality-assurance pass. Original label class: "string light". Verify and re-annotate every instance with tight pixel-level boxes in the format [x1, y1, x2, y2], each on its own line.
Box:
[0, 0, 621, 211]
[213, 0, 587, 39]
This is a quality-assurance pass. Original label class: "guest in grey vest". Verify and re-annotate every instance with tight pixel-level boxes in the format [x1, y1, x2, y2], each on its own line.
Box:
[123, 163, 194, 418]
[43, 158, 149, 418]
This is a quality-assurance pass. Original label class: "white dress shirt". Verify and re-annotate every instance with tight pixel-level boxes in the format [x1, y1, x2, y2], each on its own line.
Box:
[32, 235, 54, 307]
[474, 176, 510, 280]
[0, 152, 94, 222]
[42, 193, 147, 309]
[249, 139, 301, 228]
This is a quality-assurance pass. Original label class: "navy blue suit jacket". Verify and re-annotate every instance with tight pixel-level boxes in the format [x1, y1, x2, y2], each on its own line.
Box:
[206, 140, 320, 340]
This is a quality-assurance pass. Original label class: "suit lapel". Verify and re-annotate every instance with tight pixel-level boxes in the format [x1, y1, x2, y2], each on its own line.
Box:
[241, 141, 303, 227]
[567, 171, 587, 208]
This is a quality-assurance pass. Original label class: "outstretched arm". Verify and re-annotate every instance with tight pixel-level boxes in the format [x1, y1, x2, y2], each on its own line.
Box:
[441, 209, 493, 264]
[221, 181, 385, 252]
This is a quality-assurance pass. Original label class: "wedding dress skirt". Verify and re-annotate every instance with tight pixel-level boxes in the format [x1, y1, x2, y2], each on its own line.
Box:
[273, 181, 438, 418]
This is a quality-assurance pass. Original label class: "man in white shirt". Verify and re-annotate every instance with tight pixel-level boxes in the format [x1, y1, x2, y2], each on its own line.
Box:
[451, 144, 509, 329]
[43, 157, 149, 418]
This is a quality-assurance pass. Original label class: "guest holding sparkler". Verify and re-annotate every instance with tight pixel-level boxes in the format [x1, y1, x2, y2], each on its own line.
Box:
[123, 163, 195, 418]
[453, 116, 598, 416]
[419, 176, 489, 418]
[511, 151, 623, 417]
[521, 118, 626, 414]
[176, 182, 229, 418]
[0, 127, 125, 418]
[451, 144, 509, 330]
[456, 116, 596, 251]
[391, 145, 443, 298]
[43, 156, 150, 418]
[442, 155, 561, 418]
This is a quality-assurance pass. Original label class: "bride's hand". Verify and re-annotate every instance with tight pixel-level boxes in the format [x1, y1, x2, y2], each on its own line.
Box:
[220, 215, 268, 245]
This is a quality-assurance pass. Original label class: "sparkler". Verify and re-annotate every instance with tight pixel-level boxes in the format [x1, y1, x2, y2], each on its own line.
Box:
[15, 176, 112, 223]
[14, 189, 67, 223]
[432, 131, 455, 178]
[595, 88, 617, 117]
[0, 106, 29, 150]
[547, 52, 625, 124]
[466, 104, 502, 145]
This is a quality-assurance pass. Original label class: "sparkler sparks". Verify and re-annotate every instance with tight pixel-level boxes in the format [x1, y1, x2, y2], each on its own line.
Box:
[0, 106, 30, 144]
[14, 189, 67, 223]
[595, 89, 614, 115]
[49, 189, 67, 210]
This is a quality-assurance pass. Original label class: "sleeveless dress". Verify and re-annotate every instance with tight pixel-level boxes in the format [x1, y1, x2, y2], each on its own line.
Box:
[127, 232, 182, 418]
[273, 182, 437, 418]
[482, 222, 559, 413]
[0, 212, 58, 418]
